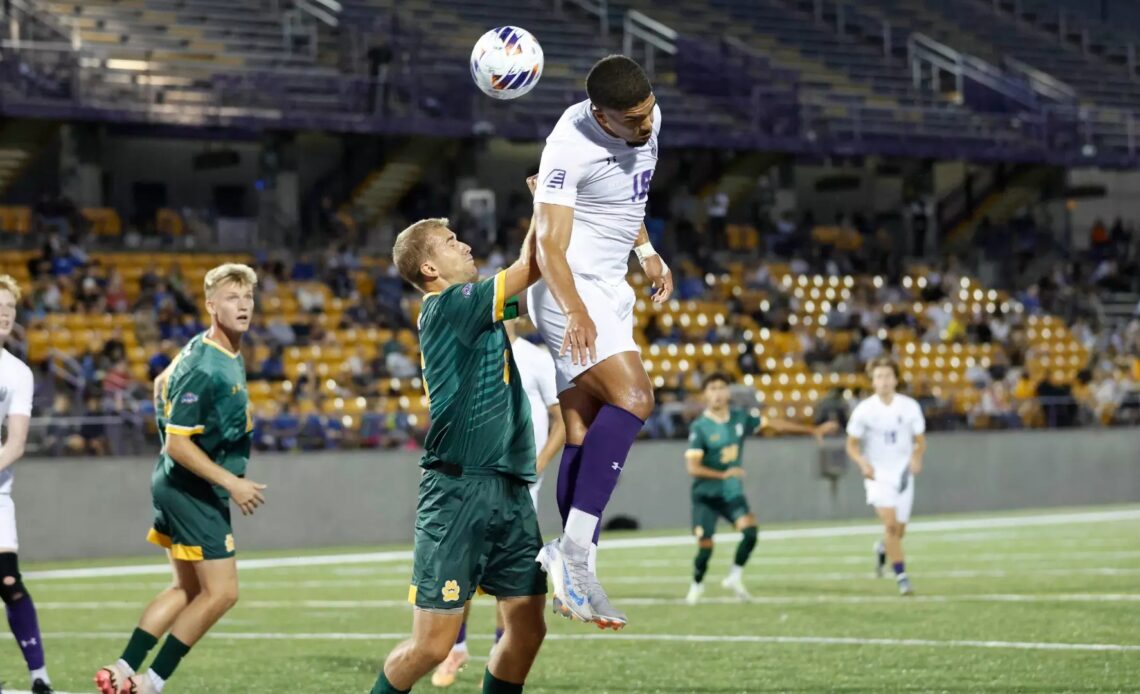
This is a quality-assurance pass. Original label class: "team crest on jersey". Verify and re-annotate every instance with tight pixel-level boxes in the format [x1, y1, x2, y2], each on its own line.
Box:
[461, 283, 474, 298]
[180, 392, 198, 404]
[441, 579, 461, 602]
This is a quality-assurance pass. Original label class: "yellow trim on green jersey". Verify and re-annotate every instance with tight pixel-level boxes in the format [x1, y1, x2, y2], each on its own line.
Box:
[202, 336, 239, 359]
[492, 271, 507, 322]
[170, 543, 204, 561]
[166, 423, 205, 436]
[147, 528, 173, 549]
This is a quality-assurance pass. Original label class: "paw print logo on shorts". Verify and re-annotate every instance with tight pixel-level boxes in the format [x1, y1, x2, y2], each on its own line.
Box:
[225, 534, 236, 553]
[441, 580, 461, 602]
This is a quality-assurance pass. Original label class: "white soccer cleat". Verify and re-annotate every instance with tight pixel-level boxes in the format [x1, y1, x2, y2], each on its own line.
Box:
[93, 662, 131, 694]
[685, 582, 705, 605]
[536, 537, 593, 622]
[121, 673, 159, 694]
[721, 573, 752, 601]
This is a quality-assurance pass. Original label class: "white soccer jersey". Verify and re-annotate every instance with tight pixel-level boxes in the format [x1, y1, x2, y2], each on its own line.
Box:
[532, 99, 662, 284]
[512, 337, 559, 453]
[0, 347, 34, 494]
[846, 393, 925, 480]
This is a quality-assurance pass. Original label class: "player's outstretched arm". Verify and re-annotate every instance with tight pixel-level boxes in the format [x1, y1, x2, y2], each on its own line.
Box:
[501, 189, 543, 301]
[166, 434, 267, 516]
[535, 201, 596, 365]
[634, 223, 672, 304]
[764, 418, 839, 443]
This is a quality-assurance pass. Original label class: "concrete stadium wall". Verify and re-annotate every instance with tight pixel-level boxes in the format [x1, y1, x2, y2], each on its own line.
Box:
[11, 429, 1140, 561]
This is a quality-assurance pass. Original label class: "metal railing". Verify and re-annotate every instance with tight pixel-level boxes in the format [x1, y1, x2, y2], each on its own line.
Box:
[908, 33, 1039, 110]
[622, 10, 675, 79]
[1002, 56, 1078, 104]
[554, 0, 609, 37]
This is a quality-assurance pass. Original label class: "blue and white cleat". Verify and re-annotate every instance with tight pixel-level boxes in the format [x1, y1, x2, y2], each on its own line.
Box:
[537, 537, 593, 622]
[897, 575, 915, 596]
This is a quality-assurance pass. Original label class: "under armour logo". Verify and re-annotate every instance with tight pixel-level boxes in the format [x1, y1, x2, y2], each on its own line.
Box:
[20, 637, 37, 647]
[611, 461, 622, 471]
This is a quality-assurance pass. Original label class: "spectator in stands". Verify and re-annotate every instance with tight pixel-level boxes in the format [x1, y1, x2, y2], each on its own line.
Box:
[384, 342, 418, 380]
[857, 327, 884, 363]
[1036, 370, 1077, 428]
[266, 316, 297, 346]
[975, 381, 1020, 429]
[79, 394, 110, 455]
[42, 394, 84, 456]
[270, 402, 302, 451]
[296, 282, 325, 313]
[260, 345, 286, 382]
[147, 341, 173, 381]
[291, 254, 317, 281]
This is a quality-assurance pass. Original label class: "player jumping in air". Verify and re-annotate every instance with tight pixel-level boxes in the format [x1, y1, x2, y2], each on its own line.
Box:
[0, 275, 54, 694]
[95, 263, 266, 694]
[372, 185, 547, 694]
[845, 357, 927, 596]
[684, 373, 835, 604]
[431, 317, 564, 688]
[530, 54, 672, 629]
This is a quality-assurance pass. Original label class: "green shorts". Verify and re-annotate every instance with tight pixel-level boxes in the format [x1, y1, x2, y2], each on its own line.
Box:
[409, 468, 547, 613]
[148, 471, 235, 562]
[692, 493, 752, 540]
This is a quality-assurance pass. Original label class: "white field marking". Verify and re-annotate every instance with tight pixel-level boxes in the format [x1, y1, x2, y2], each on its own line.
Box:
[588, 549, 1140, 570]
[24, 508, 1140, 581]
[38, 630, 1140, 652]
[31, 593, 1140, 611]
[31, 566, 1140, 593]
[6, 691, 84, 694]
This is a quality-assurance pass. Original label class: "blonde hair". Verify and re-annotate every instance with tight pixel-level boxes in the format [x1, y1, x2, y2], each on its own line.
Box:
[867, 356, 899, 378]
[0, 274, 21, 302]
[392, 217, 449, 291]
[203, 263, 258, 297]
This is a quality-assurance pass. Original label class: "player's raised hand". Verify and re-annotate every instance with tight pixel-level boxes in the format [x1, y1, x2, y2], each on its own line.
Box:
[561, 309, 597, 366]
[228, 478, 268, 516]
[813, 420, 839, 443]
[643, 255, 673, 304]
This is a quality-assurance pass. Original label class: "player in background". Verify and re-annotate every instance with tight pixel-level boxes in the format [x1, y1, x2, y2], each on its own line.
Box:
[530, 54, 672, 628]
[96, 264, 267, 694]
[373, 195, 547, 693]
[431, 317, 564, 688]
[845, 357, 927, 596]
[684, 373, 835, 604]
[0, 275, 53, 694]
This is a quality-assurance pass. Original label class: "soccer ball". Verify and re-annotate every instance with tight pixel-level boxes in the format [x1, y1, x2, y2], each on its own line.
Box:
[470, 26, 544, 100]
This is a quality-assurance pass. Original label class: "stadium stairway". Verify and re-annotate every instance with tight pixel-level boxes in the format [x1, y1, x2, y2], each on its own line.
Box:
[0, 121, 56, 199]
[347, 137, 456, 225]
[700, 151, 785, 204]
[947, 164, 1056, 243]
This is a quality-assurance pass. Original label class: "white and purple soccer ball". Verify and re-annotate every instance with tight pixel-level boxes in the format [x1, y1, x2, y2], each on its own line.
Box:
[470, 26, 544, 100]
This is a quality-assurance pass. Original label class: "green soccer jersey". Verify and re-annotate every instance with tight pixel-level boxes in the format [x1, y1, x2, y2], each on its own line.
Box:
[159, 332, 252, 499]
[687, 408, 765, 499]
[417, 271, 535, 482]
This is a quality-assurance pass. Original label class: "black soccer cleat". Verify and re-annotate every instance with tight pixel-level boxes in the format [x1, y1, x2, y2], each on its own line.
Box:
[32, 678, 55, 694]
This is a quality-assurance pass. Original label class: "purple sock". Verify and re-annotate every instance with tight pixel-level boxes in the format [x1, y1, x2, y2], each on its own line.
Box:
[494, 627, 504, 644]
[555, 444, 583, 527]
[6, 594, 45, 670]
[892, 561, 905, 577]
[570, 404, 643, 517]
[454, 622, 466, 646]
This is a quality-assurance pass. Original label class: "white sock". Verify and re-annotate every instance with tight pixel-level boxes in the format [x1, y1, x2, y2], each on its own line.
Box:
[690, 581, 702, 591]
[451, 641, 468, 654]
[30, 667, 50, 685]
[728, 564, 743, 581]
[564, 508, 598, 549]
[588, 543, 598, 575]
[147, 668, 166, 693]
[116, 659, 136, 677]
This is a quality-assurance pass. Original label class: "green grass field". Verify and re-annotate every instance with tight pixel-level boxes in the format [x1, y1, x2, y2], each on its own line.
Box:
[7, 506, 1140, 693]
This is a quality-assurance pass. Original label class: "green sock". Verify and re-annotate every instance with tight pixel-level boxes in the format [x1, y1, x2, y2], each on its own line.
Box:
[483, 668, 524, 693]
[371, 671, 410, 694]
[149, 635, 191, 680]
[694, 546, 713, 583]
[119, 628, 159, 672]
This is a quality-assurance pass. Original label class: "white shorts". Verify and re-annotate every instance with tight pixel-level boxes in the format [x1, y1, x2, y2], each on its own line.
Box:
[864, 470, 915, 524]
[527, 276, 639, 393]
[0, 493, 17, 551]
[528, 473, 544, 510]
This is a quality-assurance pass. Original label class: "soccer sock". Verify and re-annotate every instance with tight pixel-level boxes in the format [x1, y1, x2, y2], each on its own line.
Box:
[120, 627, 159, 672]
[566, 405, 643, 546]
[454, 622, 467, 649]
[734, 526, 758, 569]
[482, 668, 524, 693]
[5, 592, 46, 671]
[494, 627, 504, 645]
[149, 635, 190, 681]
[693, 546, 713, 583]
[893, 561, 906, 579]
[146, 669, 166, 693]
[30, 667, 49, 685]
[371, 671, 410, 694]
[555, 444, 583, 527]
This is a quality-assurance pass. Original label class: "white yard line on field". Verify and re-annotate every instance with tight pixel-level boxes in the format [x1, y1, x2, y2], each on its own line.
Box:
[38, 630, 1140, 652]
[25, 507, 1140, 581]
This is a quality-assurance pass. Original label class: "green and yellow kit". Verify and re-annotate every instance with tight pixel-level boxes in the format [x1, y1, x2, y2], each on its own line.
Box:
[686, 409, 765, 538]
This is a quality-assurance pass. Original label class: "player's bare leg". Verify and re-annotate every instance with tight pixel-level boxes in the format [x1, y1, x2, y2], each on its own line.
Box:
[123, 557, 239, 693]
[373, 606, 465, 692]
[687, 536, 714, 605]
[485, 595, 546, 689]
[430, 603, 471, 687]
[875, 507, 913, 595]
[541, 353, 651, 628]
[96, 552, 201, 694]
[721, 515, 758, 601]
